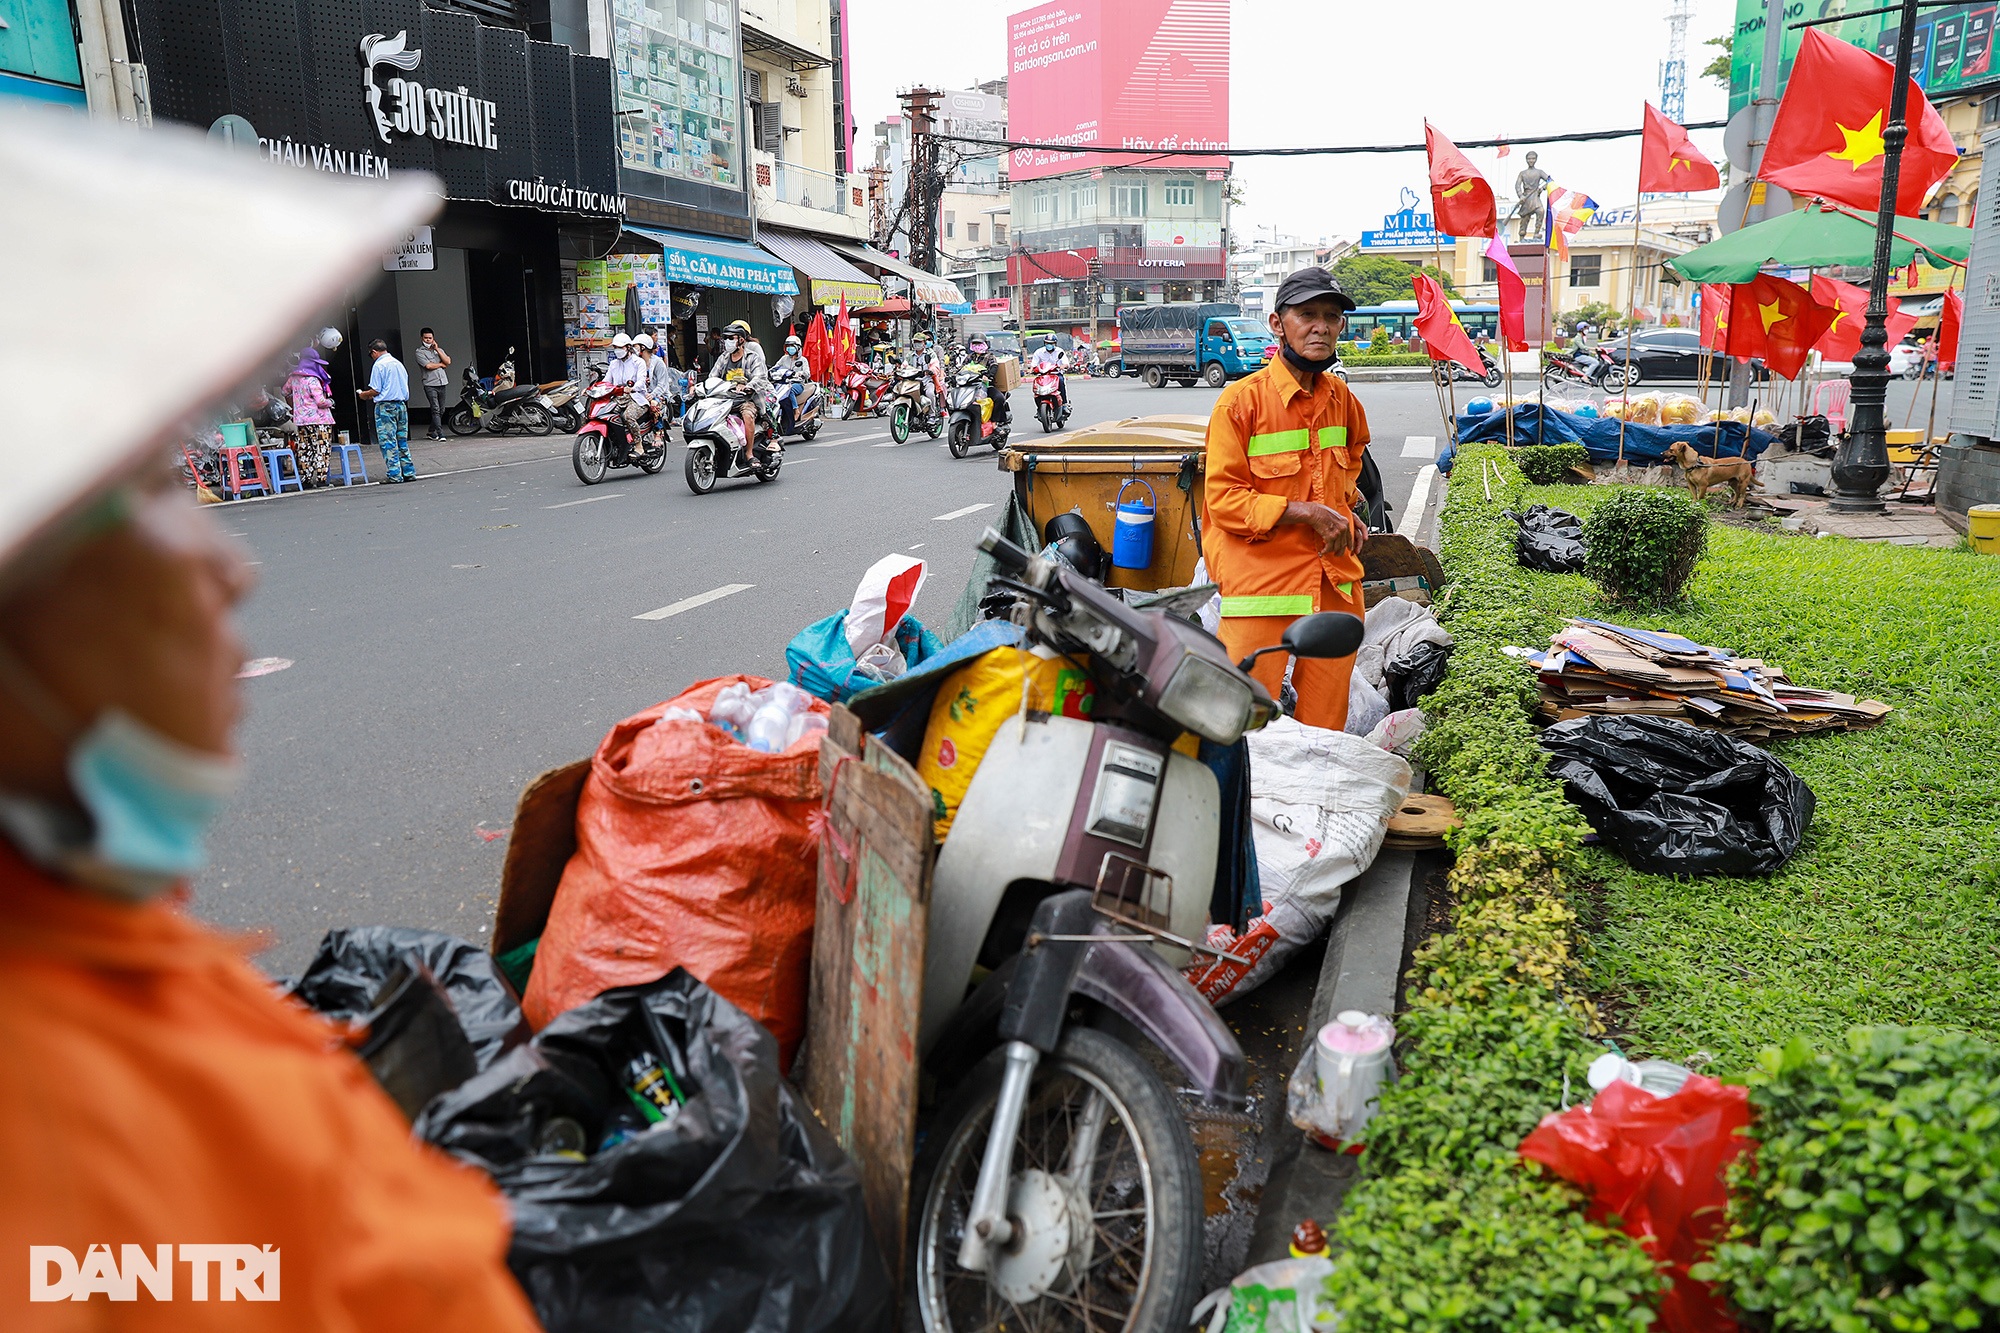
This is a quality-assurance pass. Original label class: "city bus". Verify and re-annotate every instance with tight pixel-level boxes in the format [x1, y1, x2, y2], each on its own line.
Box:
[1344, 301, 1500, 346]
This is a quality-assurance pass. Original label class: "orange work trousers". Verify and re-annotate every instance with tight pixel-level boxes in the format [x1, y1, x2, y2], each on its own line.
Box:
[1217, 575, 1366, 732]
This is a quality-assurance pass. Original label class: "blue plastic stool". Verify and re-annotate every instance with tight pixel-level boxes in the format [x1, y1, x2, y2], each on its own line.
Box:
[329, 441, 369, 487]
[261, 446, 304, 494]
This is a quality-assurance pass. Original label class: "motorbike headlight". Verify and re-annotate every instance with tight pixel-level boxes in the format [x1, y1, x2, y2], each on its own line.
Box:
[1157, 653, 1255, 745]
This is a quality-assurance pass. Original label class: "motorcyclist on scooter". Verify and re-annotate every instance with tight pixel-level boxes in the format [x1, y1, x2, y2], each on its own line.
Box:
[772, 333, 808, 436]
[964, 332, 1011, 429]
[633, 332, 676, 436]
[708, 319, 773, 461]
[906, 330, 944, 415]
[1027, 333, 1068, 410]
[605, 331, 650, 440]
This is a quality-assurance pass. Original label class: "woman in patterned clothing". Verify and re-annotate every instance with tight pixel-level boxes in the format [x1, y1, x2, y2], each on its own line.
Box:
[285, 347, 336, 486]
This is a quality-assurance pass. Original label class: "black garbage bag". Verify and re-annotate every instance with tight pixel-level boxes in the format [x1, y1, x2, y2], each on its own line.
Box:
[1509, 503, 1587, 573]
[416, 969, 892, 1333]
[350, 959, 481, 1119]
[1541, 715, 1815, 876]
[289, 926, 531, 1070]
[1385, 640, 1454, 712]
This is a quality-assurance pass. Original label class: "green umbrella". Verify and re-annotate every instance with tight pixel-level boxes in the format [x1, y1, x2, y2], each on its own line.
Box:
[1667, 204, 1970, 284]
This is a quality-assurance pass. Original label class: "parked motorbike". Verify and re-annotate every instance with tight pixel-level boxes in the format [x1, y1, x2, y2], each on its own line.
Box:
[771, 365, 824, 441]
[1542, 346, 1628, 391]
[946, 358, 1009, 459]
[681, 377, 780, 494]
[1032, 369, 1071, 433]
[888, 362, 945, 444]
[542, 375, 586, 433]
[572, 381, 668, 485]
[444, 348, 556, 436]
[884, 526, 1364, 1332]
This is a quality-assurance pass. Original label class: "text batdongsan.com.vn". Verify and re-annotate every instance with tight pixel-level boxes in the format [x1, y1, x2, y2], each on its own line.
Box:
[30, 1245, 279, 1302]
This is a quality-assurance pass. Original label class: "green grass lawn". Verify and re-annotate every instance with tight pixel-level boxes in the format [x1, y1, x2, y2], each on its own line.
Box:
[1503, 487, 2000, 1072]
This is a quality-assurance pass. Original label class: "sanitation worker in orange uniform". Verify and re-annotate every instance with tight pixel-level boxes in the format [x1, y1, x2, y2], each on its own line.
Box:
[1202, 267, 1369, 730]
[0, 110, 540, 1332]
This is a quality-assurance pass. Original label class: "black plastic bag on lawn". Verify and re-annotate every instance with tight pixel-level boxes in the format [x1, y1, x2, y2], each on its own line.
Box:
[1509, 503, 1587, 574]
[1541, 715, 1815, 876]
[1384, 640, 1454, 712]
[289, 925, 531, 1071]
[415, 968, 892, 1333]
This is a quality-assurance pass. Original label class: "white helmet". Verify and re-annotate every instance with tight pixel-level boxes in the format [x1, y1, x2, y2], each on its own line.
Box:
[610, 331, 632, 358]
[784, 334, 802, 351]
[633, 333, 655, 350]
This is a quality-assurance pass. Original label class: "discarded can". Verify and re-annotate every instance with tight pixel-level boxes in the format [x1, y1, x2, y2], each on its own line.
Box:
[624, 1052, 684, 1125]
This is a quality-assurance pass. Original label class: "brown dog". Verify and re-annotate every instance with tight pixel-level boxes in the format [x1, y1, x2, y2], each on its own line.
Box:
[1667, 440, 1757, 507]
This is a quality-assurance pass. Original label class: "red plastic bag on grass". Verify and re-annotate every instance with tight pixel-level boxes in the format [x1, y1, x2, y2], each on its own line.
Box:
[1519, 1075, 1754, 1333]
[522, 675, 829, 1069]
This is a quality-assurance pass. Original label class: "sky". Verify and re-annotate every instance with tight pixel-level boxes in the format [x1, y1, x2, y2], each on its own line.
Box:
[843, 0, 1741, 247]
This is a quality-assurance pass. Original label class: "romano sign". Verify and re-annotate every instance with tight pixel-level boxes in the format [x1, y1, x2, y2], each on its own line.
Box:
[130, 0, 620, 215]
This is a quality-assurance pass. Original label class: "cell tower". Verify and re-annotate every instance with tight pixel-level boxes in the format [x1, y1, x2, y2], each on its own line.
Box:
[1659, 0, 1691, 122]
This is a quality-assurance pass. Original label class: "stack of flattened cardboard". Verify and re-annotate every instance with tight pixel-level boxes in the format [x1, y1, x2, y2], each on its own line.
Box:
[1520, 618, 1891, 740]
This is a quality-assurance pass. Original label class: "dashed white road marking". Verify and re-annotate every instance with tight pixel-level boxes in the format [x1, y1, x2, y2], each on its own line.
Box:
[1400, 435, 1438, 459]
[933, 502, 995, 522]
[634, 583, 756, 621]
[545, 492, 624, 509]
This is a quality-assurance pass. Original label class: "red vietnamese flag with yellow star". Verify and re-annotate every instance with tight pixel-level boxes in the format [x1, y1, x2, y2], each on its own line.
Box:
[1808, 273, 1918, 362]
[1641, 103, 1721, 192]
[1726, 273, 1840, 379]
[1759, 28, 1958, 216]
[1699, 284, 1733, 354]
[1413, 272, 1486, 375]
[1426, 123, 1497, 238]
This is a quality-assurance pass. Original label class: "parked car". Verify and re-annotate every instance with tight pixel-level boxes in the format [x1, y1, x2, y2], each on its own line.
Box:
[1599, 327, 1767, 383]
[1813, 343, 1935, 379]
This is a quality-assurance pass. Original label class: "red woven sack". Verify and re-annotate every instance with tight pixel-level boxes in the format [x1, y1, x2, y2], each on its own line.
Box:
[522, 675, 829, 1069]
[1519, 1075, 1754, 1332]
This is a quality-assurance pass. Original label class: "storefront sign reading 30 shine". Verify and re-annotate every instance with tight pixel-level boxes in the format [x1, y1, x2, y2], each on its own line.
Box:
[361, 31, 500, 150]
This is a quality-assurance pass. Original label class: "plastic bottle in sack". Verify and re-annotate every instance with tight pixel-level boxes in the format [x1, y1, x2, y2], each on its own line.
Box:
[785, 711, 829, 749]
[708, 683, 756, 741]
[1315, 1010, 1395, 1143]
[1587, 1051, 1693, 1098]
[745, 700, 793, 753]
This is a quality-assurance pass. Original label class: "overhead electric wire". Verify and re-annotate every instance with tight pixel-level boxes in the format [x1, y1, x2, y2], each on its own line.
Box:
[929, 119, 1728, 161]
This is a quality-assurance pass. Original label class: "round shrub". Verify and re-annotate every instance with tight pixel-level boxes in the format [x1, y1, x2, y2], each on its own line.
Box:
[1582, 488, 1707, 605]
[1513, 443, 1592, 485]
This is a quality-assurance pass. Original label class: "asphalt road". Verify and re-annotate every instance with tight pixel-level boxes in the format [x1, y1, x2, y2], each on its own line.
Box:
[203, 373, 1466, 974]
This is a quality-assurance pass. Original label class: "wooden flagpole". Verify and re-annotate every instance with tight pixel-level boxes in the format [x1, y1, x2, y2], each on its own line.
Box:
[1613, 167, 1644, 472]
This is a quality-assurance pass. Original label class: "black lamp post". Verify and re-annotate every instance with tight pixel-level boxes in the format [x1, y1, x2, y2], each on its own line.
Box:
[1830, 0, 1921, 513]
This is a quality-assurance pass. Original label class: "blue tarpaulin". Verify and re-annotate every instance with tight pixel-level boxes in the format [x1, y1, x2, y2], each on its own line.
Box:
[1455, 404, 1777, 463]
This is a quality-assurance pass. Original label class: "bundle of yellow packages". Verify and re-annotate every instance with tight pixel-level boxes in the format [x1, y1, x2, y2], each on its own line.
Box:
[1752, 409, 1778, 429]
[1625, 393, 1664, 426]
[1659, 394, 1705, 426]
[1601, 397, 1631, 421]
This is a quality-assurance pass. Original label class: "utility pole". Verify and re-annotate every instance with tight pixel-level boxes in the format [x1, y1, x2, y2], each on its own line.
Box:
[1087, 255, 1103, 353]
[902, 87, 942, 278]
[1831, 0, 1921, 512]
[1729, 0, 1792, 407]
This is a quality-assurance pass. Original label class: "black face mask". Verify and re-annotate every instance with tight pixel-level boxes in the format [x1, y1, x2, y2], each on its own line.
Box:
[1282, 344, 1338, 375]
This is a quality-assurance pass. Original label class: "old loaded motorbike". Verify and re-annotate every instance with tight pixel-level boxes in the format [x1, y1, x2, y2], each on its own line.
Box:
[887, 361, 944, 444]
[850, 526, 1363, 1332]
[946, 357, 1009, 459]
[681, 375, 780, 494]
[572, 380, 667, 484]
[444, 348, 556, 436]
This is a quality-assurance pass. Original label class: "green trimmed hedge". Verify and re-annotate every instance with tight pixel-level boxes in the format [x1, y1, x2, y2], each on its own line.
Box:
[1343, 352, 1436, 367]
[1324, 442, 1663, 1328]
[1512, 443, 1591, 485]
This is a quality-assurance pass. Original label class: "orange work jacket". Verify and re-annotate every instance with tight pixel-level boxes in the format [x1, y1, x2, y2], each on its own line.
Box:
[0, 842, 541, 1333]
[1201, 361, 1371, 617]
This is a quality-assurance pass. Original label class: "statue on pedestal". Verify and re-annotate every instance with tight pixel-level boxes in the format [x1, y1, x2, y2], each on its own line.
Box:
[1512, 151, 1551, 243]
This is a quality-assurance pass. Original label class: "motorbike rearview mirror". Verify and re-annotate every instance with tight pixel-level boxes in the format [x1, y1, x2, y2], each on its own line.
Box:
[1235, 611, 1364, 673]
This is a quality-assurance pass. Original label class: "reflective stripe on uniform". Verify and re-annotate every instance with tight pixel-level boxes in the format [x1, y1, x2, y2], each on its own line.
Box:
[1335, 582, 1354, 596]
[1318, 426, 1348, 450]
[1220, 594, 1315, 617]
[1245, 428, 1310, 457]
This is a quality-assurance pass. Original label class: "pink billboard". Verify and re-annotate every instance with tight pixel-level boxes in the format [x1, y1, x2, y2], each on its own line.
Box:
[1006, 0, 1229, 183]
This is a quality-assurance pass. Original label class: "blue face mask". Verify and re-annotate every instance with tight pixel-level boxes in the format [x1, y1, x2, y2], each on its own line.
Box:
[66, 709, 240, 889]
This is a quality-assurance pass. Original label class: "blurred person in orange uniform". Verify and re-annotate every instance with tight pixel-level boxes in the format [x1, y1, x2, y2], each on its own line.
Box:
[0, 107, 540, 1332]
[1201, 267, 1370, 730]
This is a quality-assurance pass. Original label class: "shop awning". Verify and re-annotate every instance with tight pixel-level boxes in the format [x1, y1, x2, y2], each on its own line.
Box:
[831, 242, 966, 306]
[623, 225, 797, 295]
[756, 230, 884, 307]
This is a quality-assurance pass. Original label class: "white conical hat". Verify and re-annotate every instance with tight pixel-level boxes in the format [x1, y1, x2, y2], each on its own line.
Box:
[0, 102, 437, 581]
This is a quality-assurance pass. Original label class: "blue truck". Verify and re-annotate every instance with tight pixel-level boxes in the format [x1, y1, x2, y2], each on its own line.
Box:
[1115, 302, 1276, 388]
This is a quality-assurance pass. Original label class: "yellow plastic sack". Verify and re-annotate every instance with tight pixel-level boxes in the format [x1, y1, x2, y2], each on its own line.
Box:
[919, 646, 1096, 841]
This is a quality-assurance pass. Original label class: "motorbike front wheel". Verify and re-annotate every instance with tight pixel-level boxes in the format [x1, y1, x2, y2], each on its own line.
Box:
[445, 404, 480, 436]
[572, 432, 609, 485]
[1038, 400, 1058, 433]
[1482, 366, 1504, 388]
[684, 444, 717, 494]
[948, 418, 972, 459]
[909, 1027, 1203, 1333]
[891, 400, 912, 444]
[1603, 366, 1634, 392]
